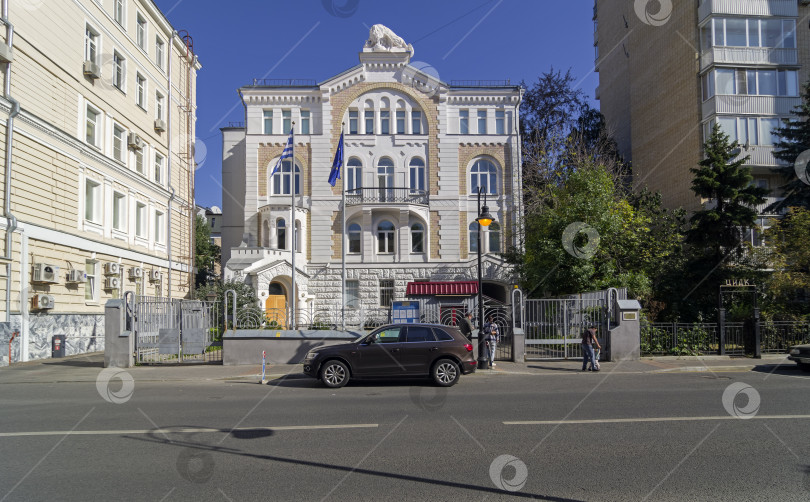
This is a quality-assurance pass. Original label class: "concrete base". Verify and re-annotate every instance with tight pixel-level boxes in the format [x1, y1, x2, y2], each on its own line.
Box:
[223, 330, 362, 365]
[104, 300, 134, 368]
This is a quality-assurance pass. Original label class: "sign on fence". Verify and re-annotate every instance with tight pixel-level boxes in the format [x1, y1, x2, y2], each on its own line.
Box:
[392, 301, 419, 324]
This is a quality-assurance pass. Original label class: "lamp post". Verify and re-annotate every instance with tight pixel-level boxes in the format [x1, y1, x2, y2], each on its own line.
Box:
[476, 186, 494, 370]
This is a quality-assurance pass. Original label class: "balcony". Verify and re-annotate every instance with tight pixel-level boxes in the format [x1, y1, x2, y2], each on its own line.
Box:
[702, 95, 800, 118]
[755, 196, 786, 215]
[733, 145, 786, 167]
[345, 187, 428, 206]
[698, 0, 797, 23]
[700, 46, 797, 70]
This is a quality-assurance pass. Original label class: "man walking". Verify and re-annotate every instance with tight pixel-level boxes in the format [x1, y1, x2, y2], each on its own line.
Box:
[459, 311, 473, 341]
[483, 314, 499, 367]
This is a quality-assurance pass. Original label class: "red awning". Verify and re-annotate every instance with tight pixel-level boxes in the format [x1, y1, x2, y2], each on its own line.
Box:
[405, 281, 478, 296]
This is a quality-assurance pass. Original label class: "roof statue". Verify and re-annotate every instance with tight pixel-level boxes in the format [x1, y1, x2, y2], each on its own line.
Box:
[364, 24, 414, 57]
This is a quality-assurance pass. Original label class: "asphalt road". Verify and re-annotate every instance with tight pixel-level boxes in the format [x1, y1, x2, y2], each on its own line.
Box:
[1, 363, 809, 501]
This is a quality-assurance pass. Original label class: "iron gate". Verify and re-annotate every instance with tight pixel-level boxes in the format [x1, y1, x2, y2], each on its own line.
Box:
[131, 295, 222, 364]
[524, 298, 606, 360]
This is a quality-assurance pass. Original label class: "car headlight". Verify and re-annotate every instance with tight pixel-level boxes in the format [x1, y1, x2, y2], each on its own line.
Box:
[305, 352, 318, 360]
[790, 349, 800, 355]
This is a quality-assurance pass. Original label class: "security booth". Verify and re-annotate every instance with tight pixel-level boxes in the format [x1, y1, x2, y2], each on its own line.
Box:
[610, 299, 641, 361]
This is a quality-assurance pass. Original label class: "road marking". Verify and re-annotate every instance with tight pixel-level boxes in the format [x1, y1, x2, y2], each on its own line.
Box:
[0, 423, 378, 438]
[504, 415, 810, 425]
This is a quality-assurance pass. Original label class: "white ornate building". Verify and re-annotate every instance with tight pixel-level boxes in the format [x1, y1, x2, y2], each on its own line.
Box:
[221, 25, 522, 317]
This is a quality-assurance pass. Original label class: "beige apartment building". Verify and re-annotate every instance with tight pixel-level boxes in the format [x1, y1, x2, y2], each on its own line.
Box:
[0, 0, 200, 365]
[595, 0, 808, 219]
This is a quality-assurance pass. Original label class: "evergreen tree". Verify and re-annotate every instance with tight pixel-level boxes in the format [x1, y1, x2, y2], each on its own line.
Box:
[688, 124, 768, 260]
[772, 81, 810, 209]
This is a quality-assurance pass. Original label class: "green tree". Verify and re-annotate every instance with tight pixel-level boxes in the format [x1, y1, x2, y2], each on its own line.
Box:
[772, 81, 810, 209]
[195, 214, 220, 288]
[687, 124, 768, 261]
[763, 207, 810, 320]
[195, 279, 261, 328]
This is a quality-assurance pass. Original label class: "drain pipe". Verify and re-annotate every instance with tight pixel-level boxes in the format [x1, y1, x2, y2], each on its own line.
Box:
[1, 0, 19, 322]
[166, 31, 175, 298]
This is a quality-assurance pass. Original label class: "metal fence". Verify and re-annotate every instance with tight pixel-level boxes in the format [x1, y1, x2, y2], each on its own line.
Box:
[761, 321, 810, 354]
[134, 296, 222, 364]
[524, 298, 606, 360]
[641, 321, 810, 356]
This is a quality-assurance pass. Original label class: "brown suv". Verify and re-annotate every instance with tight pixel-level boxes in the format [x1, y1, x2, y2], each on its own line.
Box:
[302, 323, 477, 388]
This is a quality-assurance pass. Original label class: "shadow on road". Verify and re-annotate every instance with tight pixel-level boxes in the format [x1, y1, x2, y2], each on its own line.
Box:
[752, 363, 809, 376]
[42, 358, 103, 368]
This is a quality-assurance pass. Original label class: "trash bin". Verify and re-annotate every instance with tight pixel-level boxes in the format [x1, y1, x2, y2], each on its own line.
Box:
[52, 335, 66, 358]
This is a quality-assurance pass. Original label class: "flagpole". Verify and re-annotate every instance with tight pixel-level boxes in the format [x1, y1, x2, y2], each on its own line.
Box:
[341, 124, 346, 332]
[290, 123, 296, 331]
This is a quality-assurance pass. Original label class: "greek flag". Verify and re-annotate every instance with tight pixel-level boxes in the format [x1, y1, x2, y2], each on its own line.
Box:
[270, 128, 294, 177]
[328, 132, 344, 187]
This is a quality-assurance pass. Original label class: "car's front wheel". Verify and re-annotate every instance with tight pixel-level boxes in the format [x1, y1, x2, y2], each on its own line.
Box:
[432, 359, 460, 387]
[320, 360, 349, 388]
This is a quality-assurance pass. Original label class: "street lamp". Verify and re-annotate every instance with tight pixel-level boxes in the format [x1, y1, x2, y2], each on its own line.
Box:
[476, 186, 494, 370]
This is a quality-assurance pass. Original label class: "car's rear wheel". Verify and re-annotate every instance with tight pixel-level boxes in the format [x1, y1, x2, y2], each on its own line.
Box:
[798, 362, 810, 373]
[320, 360, 349, 388]
[432, 359, 460, 387]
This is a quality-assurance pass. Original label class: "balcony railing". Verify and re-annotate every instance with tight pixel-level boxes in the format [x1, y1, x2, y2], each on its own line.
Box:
[731, 145, 787, 168]
[698, 0, 797, 23]
[345, 187, 428, 206]
[702, 95, 800, 118]
[700, 47, 797, 70]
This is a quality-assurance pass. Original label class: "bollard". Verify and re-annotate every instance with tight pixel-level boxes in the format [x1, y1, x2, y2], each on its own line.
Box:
[261, 350, 267, 384]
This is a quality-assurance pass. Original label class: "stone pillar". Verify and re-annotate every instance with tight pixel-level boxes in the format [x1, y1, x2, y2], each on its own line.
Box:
[104, 299, 134, 368]
[512, 327, 525, 362]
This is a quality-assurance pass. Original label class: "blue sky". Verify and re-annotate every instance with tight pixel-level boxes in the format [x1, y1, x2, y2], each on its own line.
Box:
[154, 0, 597, 208]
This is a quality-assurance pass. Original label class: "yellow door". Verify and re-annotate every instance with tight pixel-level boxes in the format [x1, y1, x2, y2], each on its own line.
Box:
[265, 295, 287, 329]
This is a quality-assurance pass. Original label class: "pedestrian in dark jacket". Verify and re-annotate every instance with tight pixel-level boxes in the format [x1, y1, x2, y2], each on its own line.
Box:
[581, 327, 601, 371]
[459, 312, 473, 341]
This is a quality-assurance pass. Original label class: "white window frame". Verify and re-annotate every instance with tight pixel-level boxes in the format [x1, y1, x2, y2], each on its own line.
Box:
[300, 110, 310, 135]
[470, 158, 498, 195]
[477, 109, 487, 134]
[411, 223, 425, 254]
[84, 178, 102, 224]
[376, 220, 395, 254]
[459, 109, 469, 134]
[409, 157, 425, 192]
[135, 202, 147, 239]
[282, 109, 291, 133]
[112, 124, 126, 164]
[85, 24, 99, 64]
[349, 109, 359, 134]
[412, 110, 422, 135]
[379, 279, 394, 307]
[112, 191, 127, 233]
[85, 103, 101, 148]
[136, 73, 146, 109]
[136, 13, 147, 51]
[271, 160, 300, 195]
[112, 51, 125, 91]
[114, 0, 125, 27]
[263, 110, 273, 135]
[155, 36, 165, 70]
[134, 147, 144, 175]
[154, 152, 164, 184]
[348, 222, 362, 254]
[156, 92, 164, 120]
[154, 210, 165, 244]
[495, 110, 505, 134]
[346, 158, 362, 191]
[85, 260, 99, 303]
[346, 280, 360, 308]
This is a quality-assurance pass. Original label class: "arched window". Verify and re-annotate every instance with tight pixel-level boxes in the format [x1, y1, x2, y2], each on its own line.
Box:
[348, 223, 361, 254]
[469, 222, 479, 253]
[470, 159, 497, 195]
[409, 158, 425, 192]
[268, 282, 284, 295]
[377, 157, 394, 188]
[272, 160, 301, 195]
[377, 221, 395, 253]
[276, 218, 286, 250]
[294, 220, 301, 252]
[411, 223, 424, 253]
[347, 158, 362, 192]
[489, 222, 501, 253]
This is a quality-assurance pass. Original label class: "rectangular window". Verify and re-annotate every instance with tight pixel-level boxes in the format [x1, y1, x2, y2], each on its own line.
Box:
[748, 19, 760, 47]
[84, 179, 100, 223]
[715, 68, 735, 95]
[365, 110, 374, 134]
[713, 18, 725, 46]
[347, 280, 360, 308]
[156, 92, 164, 120]
[396, 111, 405, 134]
[135, 148, 144, 175]
[412, 111, 422, 134]
[86, 106, 99, 146]
[113, 125, 125, 163]
[495, 110, 505, 134]
[726, 18, 747, 46]
[155, 37, 164, 69]
[136, 15, 146, 50]
[136, 74, 146, 108]
[758, 69, 777, 95]
[460, 109, 469, 134]
[154, 210, 165, 244]
[113, 52, 125, 90]
[113, 192, 126, 232]
[282, 110, 291, 133]
[760, 117, 779, 146]
[379, 279, 394, 307]
[300, 110, 310, 135]
[85, 261, 98, 302]
[349, 110, 358, 134]
[380, 110, 390, 135]
[85, 26, 98, 63]
[114, 0, 124, 26]
[135, 202, 147, 238]
[263, 110, 273, 135]
[154, 153, 164, 184]
[477, 110, 487, 134]
[717, 116, 738, 142]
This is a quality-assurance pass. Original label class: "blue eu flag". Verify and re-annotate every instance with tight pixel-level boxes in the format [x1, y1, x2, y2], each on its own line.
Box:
[328, 133, 344, 187]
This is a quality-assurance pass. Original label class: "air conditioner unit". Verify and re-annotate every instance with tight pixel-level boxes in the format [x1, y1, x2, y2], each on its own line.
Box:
[0, 43, 13, 64]
[31, 294, 55, 310]
[103, 262, 121, 275]
[154, 119, 166, 132]
[83, 60, 100, 79]
[129, 267, 143, 279]
[149, 269, 162, 282]
[67, 269, 87, 283]
[127, 133, 143, 150]
[104, 277, 121, 289]
[32, 263, 60, 283]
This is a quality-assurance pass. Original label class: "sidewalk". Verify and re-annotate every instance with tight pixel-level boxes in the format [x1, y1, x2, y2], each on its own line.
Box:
[0, 352, 797, 385]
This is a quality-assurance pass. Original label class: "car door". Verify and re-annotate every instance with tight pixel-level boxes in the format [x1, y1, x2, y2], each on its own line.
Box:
[354, 326, 406, 376]
[398, 326, 439, 375]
